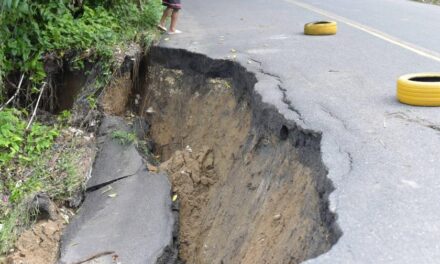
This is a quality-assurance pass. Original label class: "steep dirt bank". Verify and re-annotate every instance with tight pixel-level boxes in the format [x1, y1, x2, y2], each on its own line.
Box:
[139, 47, 341, 264]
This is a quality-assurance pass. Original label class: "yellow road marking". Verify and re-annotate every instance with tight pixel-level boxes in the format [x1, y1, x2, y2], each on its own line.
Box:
[285, 0, 440, 63]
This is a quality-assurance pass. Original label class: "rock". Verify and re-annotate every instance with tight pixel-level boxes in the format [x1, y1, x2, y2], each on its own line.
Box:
[67, 190, 83, 208]
[29, 193, 58, 221]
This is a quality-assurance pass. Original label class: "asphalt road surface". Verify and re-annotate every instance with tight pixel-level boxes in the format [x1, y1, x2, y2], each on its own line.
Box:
[161, 0, 440, 263]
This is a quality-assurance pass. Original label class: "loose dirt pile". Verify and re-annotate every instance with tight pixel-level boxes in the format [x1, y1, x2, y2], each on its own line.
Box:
[160, 146, 217, 193]
[6, 212, 68, 264]
[159, 146, 217, 258]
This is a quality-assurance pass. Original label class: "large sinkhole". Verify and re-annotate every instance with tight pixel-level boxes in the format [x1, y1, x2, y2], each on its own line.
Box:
[135, 47, 340, 263]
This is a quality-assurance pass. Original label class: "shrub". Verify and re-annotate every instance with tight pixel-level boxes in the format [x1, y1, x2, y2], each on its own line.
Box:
[0, 0, 162, 105]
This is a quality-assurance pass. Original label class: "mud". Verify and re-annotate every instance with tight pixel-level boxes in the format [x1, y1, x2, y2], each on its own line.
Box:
[139, 47, 341, 264]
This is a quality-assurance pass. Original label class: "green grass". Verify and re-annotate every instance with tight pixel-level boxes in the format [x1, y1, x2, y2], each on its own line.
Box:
[0, 110, 89, 254]
[111, 130, 137, 145]
[0, 203, 30, 254]
[0, 141, 87, 254]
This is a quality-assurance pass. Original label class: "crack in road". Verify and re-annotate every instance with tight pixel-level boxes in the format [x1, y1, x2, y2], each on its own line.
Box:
[259, 68, 282, 83]
[278, 84, 306, 124]
[346, 151, 354, 173]
[320, 105, 350, 131]
[387, 112, 440, 134]
[86, 164, 145, 192]
[249, 58, 263, 67]
[257, 67, 306, 124]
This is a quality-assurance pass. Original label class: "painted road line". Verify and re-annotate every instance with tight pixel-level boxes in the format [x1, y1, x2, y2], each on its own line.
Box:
[285, 0, 440, 63]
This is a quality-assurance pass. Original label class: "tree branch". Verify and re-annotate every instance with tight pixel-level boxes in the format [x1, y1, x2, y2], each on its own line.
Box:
[26, 82, 47, 130]
[0, 74, 25, 111]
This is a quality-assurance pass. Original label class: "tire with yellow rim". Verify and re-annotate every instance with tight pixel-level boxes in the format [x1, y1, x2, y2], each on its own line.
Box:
[397, 73, 440, 106]
[304, 21, 337, 36]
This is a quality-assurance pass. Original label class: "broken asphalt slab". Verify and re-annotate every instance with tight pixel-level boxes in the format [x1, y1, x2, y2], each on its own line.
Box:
[86, 116, 143, 189]
[59, 116, 174, 264]
[59, 172, 173, 264]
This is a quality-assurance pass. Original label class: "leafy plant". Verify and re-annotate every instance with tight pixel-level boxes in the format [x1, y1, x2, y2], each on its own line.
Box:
[24, 123, 59, 159]
[86, 95, 98, 110]
[0, 0, 163, 255]
[0, 109, 26, 164]
[57, 110, 72, 124]
[0, 108, 58, 166]
[0, 0, 163, 106]
[0, 121, 88, 253]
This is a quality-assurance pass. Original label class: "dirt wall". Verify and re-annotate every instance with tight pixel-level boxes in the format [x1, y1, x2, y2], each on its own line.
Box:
[139, 47, 341, 264]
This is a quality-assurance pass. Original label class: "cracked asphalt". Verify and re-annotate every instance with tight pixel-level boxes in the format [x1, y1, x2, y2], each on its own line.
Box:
[161, 0, 440, 263]
[59, 116, 174, 264]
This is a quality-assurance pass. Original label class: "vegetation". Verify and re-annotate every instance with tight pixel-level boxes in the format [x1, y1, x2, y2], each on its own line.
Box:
[0, 109, 69, 253]
[0, 109, 58, 165]
[0, 0, 162, 108]
[111, 130, 137, 145]
[0, 0, 163, 255]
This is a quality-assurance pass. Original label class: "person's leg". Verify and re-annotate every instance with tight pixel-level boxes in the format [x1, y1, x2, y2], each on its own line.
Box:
[159, 7, 172, 28]
[169, 9, 180, 32]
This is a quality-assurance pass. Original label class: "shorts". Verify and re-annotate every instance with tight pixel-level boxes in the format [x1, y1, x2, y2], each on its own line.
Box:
[162, 0, 182, 10]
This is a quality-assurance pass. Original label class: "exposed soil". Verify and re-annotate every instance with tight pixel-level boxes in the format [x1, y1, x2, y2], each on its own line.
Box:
[101, 43, 142, 116]
[6, 216, 65, 264]
[101, 73, 133, 115]
[139, 47, 341, 264]
[159, 146, 218, 260]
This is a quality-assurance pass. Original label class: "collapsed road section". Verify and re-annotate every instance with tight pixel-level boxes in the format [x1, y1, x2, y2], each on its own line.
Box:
[138, 47, 341, 264]
[59, 46, 341, 264]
